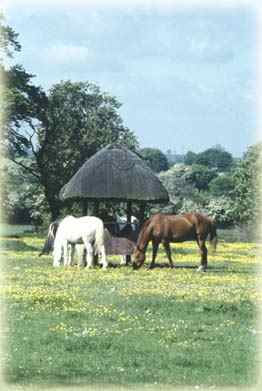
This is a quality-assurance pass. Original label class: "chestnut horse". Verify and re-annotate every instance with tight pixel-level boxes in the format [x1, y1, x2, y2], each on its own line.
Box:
[133, 212, 217, 271]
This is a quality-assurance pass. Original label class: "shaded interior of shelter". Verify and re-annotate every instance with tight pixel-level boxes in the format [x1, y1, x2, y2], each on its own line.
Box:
[58, 143, 170, 257]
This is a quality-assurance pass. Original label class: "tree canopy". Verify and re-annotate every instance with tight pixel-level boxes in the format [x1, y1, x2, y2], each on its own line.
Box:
[0, 13, 47, 160]
[140, 148, 169, 173]
[36, 81, 138, 219]
[159, 163, 234, 226]
[230, 143, 262, 224]
[183, 147, 234, 172]
[0, 12, 21, 58]
[195, 147, 233, 172]
[1, 64, 47, 158]
[209, 174, 235, 197]
[0, 16, 138, 220]
[184, 151, 198, 165]
[186, 164, 217, 191]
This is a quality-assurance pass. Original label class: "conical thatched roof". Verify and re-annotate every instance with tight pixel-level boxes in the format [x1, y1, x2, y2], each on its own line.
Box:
[59, 144, 169, 203]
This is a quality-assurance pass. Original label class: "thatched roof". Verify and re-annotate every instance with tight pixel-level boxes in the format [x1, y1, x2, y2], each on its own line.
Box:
[59, 144, 169, 203]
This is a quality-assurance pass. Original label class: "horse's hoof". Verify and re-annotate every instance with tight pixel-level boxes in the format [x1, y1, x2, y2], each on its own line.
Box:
[132, 263, 142, 270]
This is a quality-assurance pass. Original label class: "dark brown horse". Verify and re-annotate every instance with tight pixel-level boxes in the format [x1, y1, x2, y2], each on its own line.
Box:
[133, 212, 217, 271]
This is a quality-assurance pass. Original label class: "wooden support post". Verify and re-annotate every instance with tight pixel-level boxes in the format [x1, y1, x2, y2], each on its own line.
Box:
[126, 201, 132, 264]
[82, 199, 88, 216]
[126, 201, 132, 223]
[93, 200, 100, 266]
[93, 201, 100, 216]
[138, 202, 146, 227]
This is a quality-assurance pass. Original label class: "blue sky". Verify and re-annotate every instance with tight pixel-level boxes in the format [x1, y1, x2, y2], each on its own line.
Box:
[3, 1, 258, 157]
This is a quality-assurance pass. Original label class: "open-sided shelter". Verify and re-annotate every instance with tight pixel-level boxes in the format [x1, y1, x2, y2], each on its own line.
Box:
[59, 143, 169, 258]
[59, 143, 169, 223]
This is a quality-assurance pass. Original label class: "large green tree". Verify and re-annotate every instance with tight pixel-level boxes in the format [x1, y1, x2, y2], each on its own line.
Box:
[0, 12, 20, 58]
[159, 164, 197, 206]
[195, 147, 233, 172]
[140, 147, 169, 173]
[209, 173, 235, 197]
[230, 143, 262, 225]
[1, 17, 138, 220]
[0, 14, 47, 225]
[186, 164, 217, 191]
[184, 150, 198, 165]
[158, 162, 235, 226]
[0, 157, 46, 225]
[4, 78, 138, 220]
[36, 81, 138, 219]
[0, 13, 47, 161]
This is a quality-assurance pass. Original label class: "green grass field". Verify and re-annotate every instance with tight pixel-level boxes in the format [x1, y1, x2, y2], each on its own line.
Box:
[0, 234, 261, 388]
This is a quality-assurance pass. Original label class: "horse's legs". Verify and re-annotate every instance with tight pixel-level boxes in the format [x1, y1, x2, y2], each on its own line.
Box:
[65, 242, 74, 267]
[53, 243, 62, 267]
[68, 243, 75, 266]
[99, 245, 108, 270]
[76, 245, 86, 268]
[120, 255, 127, 265]
[63, 241, 69, 266]
[163, 242, 174, 268]
[83, 241, 94, 268]
[197, 237, 208, 271]
[149, 240, 159, 269]
[120, 255, 131, 266]
[93, 254, 99, 267]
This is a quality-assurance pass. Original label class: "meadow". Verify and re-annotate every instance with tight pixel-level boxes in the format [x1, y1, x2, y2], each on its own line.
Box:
[0, 231, 261, 389]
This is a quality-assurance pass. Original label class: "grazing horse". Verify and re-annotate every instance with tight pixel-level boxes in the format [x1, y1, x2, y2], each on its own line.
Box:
[39, 220, 86, 265]
[133, 212, 217, 271]
[53, 215, 107, 269]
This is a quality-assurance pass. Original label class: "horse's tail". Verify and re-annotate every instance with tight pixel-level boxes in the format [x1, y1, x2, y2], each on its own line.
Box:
[53, 233, 63, 266]
[94, 220, 106, 255]
[39, 221, 59, 256]
[209, 219, 218, 252]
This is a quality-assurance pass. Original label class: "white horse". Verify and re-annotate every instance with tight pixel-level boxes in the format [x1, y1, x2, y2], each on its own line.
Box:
[53, 215, 107, 269]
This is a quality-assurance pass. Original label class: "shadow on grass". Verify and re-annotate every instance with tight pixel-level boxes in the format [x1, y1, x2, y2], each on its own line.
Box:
[106, 261, 250, 274]
[107, 261, 199, 270]
[145, 263, 198, 269]
[0, 239, 38, 252]
[160, 247, 197, 255]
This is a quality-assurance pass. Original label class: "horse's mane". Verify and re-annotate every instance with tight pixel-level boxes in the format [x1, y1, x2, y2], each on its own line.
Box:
[136, 218, 152, 248]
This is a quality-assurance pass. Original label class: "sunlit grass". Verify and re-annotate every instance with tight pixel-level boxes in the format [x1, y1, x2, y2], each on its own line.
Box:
[0, 235, 261, 387]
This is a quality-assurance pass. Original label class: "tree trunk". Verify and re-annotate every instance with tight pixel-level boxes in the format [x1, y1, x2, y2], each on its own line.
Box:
[48, 197, 61, 221]
[36, 153, 61, 222]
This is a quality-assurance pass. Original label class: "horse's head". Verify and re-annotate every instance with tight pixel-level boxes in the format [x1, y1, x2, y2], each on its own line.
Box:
[132, 246, 146, 269]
